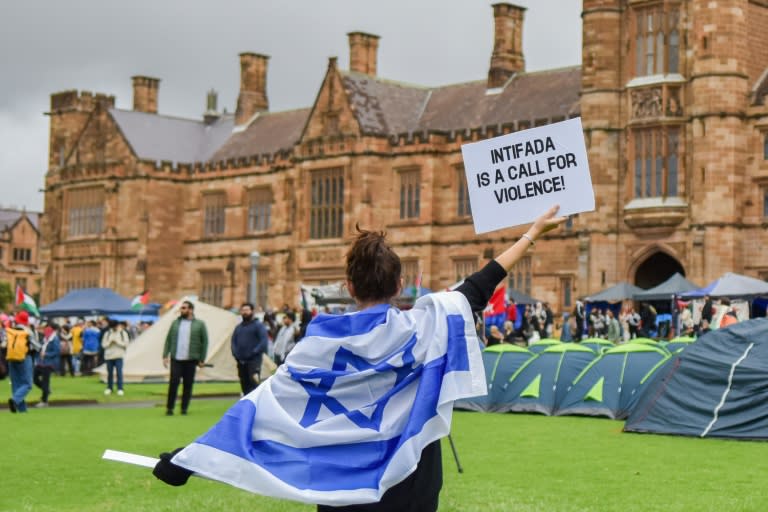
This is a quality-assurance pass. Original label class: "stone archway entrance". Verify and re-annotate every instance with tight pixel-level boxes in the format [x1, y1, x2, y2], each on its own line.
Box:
[634, 252, 685, 289]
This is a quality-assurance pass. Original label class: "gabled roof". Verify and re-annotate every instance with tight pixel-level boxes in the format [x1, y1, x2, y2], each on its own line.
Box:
[210, 108, 311, 162]
[0, 209, 40, 232]
[341, 72, 431, 135]
[340, 66, 582, 136]
[109, 109, 235, 164]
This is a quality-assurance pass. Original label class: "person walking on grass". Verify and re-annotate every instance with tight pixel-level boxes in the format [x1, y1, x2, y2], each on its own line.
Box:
[34, 322, 60, 408]
[102, 319, 128, 396]
[162, 301, 208, 416]
[6, 311, 38, 413]
[153, 205, 566, 511]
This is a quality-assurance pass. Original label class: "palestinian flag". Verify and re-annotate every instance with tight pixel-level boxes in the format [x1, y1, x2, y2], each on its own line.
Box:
[15, 285, 40, 317]
[131, 291, 150, 311]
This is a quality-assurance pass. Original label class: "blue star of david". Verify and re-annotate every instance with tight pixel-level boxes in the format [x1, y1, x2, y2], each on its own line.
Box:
[290, 334, 422, 431]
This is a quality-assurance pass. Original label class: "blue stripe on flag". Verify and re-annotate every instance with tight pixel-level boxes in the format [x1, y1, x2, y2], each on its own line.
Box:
[446, 314, 470, 372]
[306, 304, 390, 338]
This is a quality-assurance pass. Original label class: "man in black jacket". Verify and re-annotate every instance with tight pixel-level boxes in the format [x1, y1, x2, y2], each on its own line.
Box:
[231, 303, 269, 395]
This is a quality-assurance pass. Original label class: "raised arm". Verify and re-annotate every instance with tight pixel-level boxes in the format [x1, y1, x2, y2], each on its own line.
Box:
[457, 205, 567, 312]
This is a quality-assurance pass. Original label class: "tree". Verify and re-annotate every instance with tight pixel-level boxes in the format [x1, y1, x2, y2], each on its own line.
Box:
[0, 281, 13, 312]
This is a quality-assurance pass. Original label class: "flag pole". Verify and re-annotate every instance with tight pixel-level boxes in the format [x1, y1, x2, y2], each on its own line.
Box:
[446, 434, 464, 474]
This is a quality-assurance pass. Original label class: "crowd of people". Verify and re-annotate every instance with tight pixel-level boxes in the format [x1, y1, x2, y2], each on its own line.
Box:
[0, 314, 153, 412]
[478, 293, 745, 348]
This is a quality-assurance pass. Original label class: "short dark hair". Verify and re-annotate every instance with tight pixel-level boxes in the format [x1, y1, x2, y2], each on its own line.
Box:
[241, 302, 254, 310]
[182, 300, 194, 310]
[284, 311, 296, 322]
[345, 225, 401, 303]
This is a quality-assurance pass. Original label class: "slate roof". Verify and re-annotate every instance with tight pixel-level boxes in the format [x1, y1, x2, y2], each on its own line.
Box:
[109, 109, 235, 164]
[210, 108, 311, 162]
[0, 209, 39, 232]
[341, 73, 431, 135]
[105, 66, 580, 164]
[342, 66, 582, 136]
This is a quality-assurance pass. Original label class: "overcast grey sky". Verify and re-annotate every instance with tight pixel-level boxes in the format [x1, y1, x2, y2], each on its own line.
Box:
[0, 0, 581, 212]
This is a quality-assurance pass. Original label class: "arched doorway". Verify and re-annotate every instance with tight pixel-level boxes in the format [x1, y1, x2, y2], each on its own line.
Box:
[634, 252, 685, 289]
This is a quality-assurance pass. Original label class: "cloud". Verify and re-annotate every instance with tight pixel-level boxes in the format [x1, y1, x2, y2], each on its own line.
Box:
[0, 0, 581, 211]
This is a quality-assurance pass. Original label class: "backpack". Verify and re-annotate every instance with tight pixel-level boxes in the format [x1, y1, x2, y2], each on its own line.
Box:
[6, 327, 30, 362]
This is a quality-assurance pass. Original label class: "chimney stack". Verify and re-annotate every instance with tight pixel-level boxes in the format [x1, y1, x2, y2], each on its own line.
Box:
[487, 3, 526, 89]
[203, 89, 220, 124]
[347, 32, 380, 75]
[236, 53, 269, 125]
[132, 76, 160, 113]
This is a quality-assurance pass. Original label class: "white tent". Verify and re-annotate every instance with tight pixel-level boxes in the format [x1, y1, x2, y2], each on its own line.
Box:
[96, 298, 240, 383]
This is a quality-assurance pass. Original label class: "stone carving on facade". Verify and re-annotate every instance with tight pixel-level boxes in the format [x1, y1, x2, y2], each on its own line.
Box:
[631, 87, 663, 118]
[666, 88, 683, 117]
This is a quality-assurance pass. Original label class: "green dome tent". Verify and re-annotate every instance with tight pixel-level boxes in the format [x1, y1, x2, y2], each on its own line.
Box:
[581, 338, 614, 353]
[662, 336, 696, 353]
[454, 344, 534, 412]
[494, 343, 597, 415]
[528, 338, 561, 354]
[556, 344, 670, 419]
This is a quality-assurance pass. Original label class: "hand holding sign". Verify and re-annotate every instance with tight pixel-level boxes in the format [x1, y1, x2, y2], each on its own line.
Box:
[460, 117, 595, 234]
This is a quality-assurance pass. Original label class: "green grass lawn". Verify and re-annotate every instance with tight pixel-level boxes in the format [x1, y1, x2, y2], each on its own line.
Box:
[2, 376, 768, 511]
[1, 373, 240, 405]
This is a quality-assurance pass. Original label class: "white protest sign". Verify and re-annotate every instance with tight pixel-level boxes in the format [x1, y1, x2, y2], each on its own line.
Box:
[460, 117, 595, 234]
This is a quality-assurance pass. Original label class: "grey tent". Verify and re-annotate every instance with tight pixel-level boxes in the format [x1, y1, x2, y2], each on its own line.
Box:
[681, 272, 768, 298]
[625, 318, 768, 439]
[633, 273, 700, 301]
[584, 282, 644, 302]
[508, 289, 539, 305]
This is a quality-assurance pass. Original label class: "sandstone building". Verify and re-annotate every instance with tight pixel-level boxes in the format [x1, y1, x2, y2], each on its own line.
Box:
[41, 1, 768, 312]
[0, 209, 41, 299]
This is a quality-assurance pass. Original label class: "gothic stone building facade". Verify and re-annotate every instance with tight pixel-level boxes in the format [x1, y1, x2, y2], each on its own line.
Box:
[0, 209, 41, 299]
[41, 1, 768, 312]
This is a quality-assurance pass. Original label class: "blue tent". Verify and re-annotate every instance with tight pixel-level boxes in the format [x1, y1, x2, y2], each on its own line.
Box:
[494, 343, 597, 415]
[556, 344, 670, 420]
[625, 318, 768, 439]
[454, 344, 534, 412]
[40, 288, 159, 317]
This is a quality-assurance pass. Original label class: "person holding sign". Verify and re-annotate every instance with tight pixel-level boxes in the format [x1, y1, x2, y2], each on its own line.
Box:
[152, 206, 566, 511]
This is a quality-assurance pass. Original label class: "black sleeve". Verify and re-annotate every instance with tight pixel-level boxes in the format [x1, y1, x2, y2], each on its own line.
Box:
[455, 260, 508, 313]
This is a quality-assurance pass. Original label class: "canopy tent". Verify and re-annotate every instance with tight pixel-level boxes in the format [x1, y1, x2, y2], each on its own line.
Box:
[40, 288, 160, 318]
[681, 272, 768, 298]
[95, 298, 240, 383]
[454, 344, 534, 412]
[584, 282, 645, 303]
[556, 344, 670, 420]
[494, 343, 597, 415]
[633, 273, 700, 301]
[508, 289, 540, 305]
[625, 318, 768, 440]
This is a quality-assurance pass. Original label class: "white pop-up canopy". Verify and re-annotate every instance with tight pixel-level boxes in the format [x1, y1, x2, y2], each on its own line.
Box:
[96, 298, 240, 383]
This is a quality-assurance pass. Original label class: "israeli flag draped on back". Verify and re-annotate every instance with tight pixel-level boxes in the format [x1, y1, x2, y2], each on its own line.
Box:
[172, 291, 485, 506]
